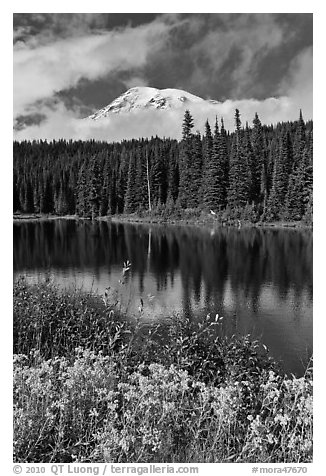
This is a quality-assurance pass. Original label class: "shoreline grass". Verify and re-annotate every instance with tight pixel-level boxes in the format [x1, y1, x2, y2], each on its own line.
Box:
[13, 280, 313, 463]
[13, 211, 312, 230]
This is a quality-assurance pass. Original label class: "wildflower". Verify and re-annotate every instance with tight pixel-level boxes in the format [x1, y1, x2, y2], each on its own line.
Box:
[266, 433, 275, 444]
[274, 413, 290, 427]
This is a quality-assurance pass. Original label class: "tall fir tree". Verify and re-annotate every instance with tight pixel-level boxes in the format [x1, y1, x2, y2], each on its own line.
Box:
[284, 111, 308, 220]
[54, 183, 69, 215]
[135, 146, 149, 210]
[76, 163, 89, 217]
[267, 130, 293, 220]
[243, 124, 255, 203]
[227, 109, 250, 208]
[304, 129, 313, 217]
[201, 120, 213, 205]
[100, 154, 111, 216]
[220, 118, 229, 200]
[88, 157, 102, 219]
[293, 109, 306, 169]
[13, 172, 21, 212]
[124, 151, 138, 213]
[167, 144, 179, 203]
[203, 119, 226, 210]
[23, 178, 34, 213]
[151, 143, 167, 206]
[178, 110, 194, 208]
[108, 168, 117, 215]
[40, 176, 53, 214]
[250, 113, 264, 203]
[187, 132, 203, 208]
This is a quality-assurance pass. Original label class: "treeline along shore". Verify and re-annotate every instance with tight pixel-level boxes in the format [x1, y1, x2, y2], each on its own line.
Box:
[13, 109, 313, 226]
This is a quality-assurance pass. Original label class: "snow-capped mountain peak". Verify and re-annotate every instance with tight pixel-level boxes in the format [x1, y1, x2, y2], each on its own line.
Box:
[88, 87, 210, 119]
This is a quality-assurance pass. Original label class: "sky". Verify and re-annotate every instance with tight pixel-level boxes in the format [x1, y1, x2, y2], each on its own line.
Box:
[13, 13, 313, 141]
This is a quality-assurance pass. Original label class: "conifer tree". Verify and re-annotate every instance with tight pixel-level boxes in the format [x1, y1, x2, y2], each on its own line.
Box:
[227, 109, 250, 208]
[284, 111, 308, 220]
[220, 118, 229, 199]
[302, 146, 313, 210]
[203, 119, 213, 162]
[40, 177, 53, 214]
[135, 147, 149, 210]
[201, 120, 213, 205]
[116, 166, 126, 214]
[304, 130, 313, 217]
[203, 120, 226, 210]
[250, 113, 264, 203]
[284, 170, 302, 220]
[167, 145, 179, 203]
[89, 157, 102, 219]
[100, 156, 111, 216]
[76, 163, 89, 217]
[67, 169, 76, 214]
[124, 152, 138, 213]
[33, 181, 40, 213]
[293, 110, 306, 169]
[187, 132, 203, 208]
[267, 130, 292, 220]
[178, 110, 194, 208]
[303, 193, 313, 225]
[54, 183, 69, 215]
[243, 125, 255, 202]
[13, 173, 21, 212]
[23, 178, 34, 213]
[285, 144, 312, 221]
[115, 147, 129, 214]
[151, 143, 167, 206]
[108, 168, 117, 215]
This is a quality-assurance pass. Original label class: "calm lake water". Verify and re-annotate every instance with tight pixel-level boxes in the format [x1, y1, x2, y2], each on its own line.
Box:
[13, 219, 313, 376]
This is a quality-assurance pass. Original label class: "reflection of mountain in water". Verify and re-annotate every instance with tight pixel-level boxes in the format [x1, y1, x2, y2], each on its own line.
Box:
[14, 220, 313, 374]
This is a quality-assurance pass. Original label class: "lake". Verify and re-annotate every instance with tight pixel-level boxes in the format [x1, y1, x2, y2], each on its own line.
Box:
[13, 219, 313, 376]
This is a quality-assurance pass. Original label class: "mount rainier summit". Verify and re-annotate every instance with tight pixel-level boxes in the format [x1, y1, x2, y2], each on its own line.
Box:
[87, 87, 220, 120]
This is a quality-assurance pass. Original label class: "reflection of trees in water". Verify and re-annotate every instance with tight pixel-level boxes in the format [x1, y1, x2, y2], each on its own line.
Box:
[14, 221, 312, 316]
[177, 230, 202, 318]
[226, 228, 266, 319]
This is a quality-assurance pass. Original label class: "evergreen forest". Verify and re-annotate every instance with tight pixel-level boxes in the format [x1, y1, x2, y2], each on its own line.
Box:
[13, 109, 313, 224]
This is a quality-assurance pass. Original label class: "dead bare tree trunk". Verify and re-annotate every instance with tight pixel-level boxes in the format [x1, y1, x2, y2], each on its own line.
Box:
[147, 227, 152, 270]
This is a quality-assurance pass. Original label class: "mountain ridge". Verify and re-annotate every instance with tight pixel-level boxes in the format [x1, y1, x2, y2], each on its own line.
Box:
[87, 86, 220, 120]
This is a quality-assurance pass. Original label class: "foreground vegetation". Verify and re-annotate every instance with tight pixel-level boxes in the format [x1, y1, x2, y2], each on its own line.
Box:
[13, 279, 313, 463]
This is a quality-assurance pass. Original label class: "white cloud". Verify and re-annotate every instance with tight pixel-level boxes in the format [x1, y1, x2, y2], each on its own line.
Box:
[13, 94, 304, 142]
[13, 18, 173, 117]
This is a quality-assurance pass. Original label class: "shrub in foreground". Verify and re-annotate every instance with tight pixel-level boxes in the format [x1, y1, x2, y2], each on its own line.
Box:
[13, 281, 313, 463]
[14, 351, 312, 463]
